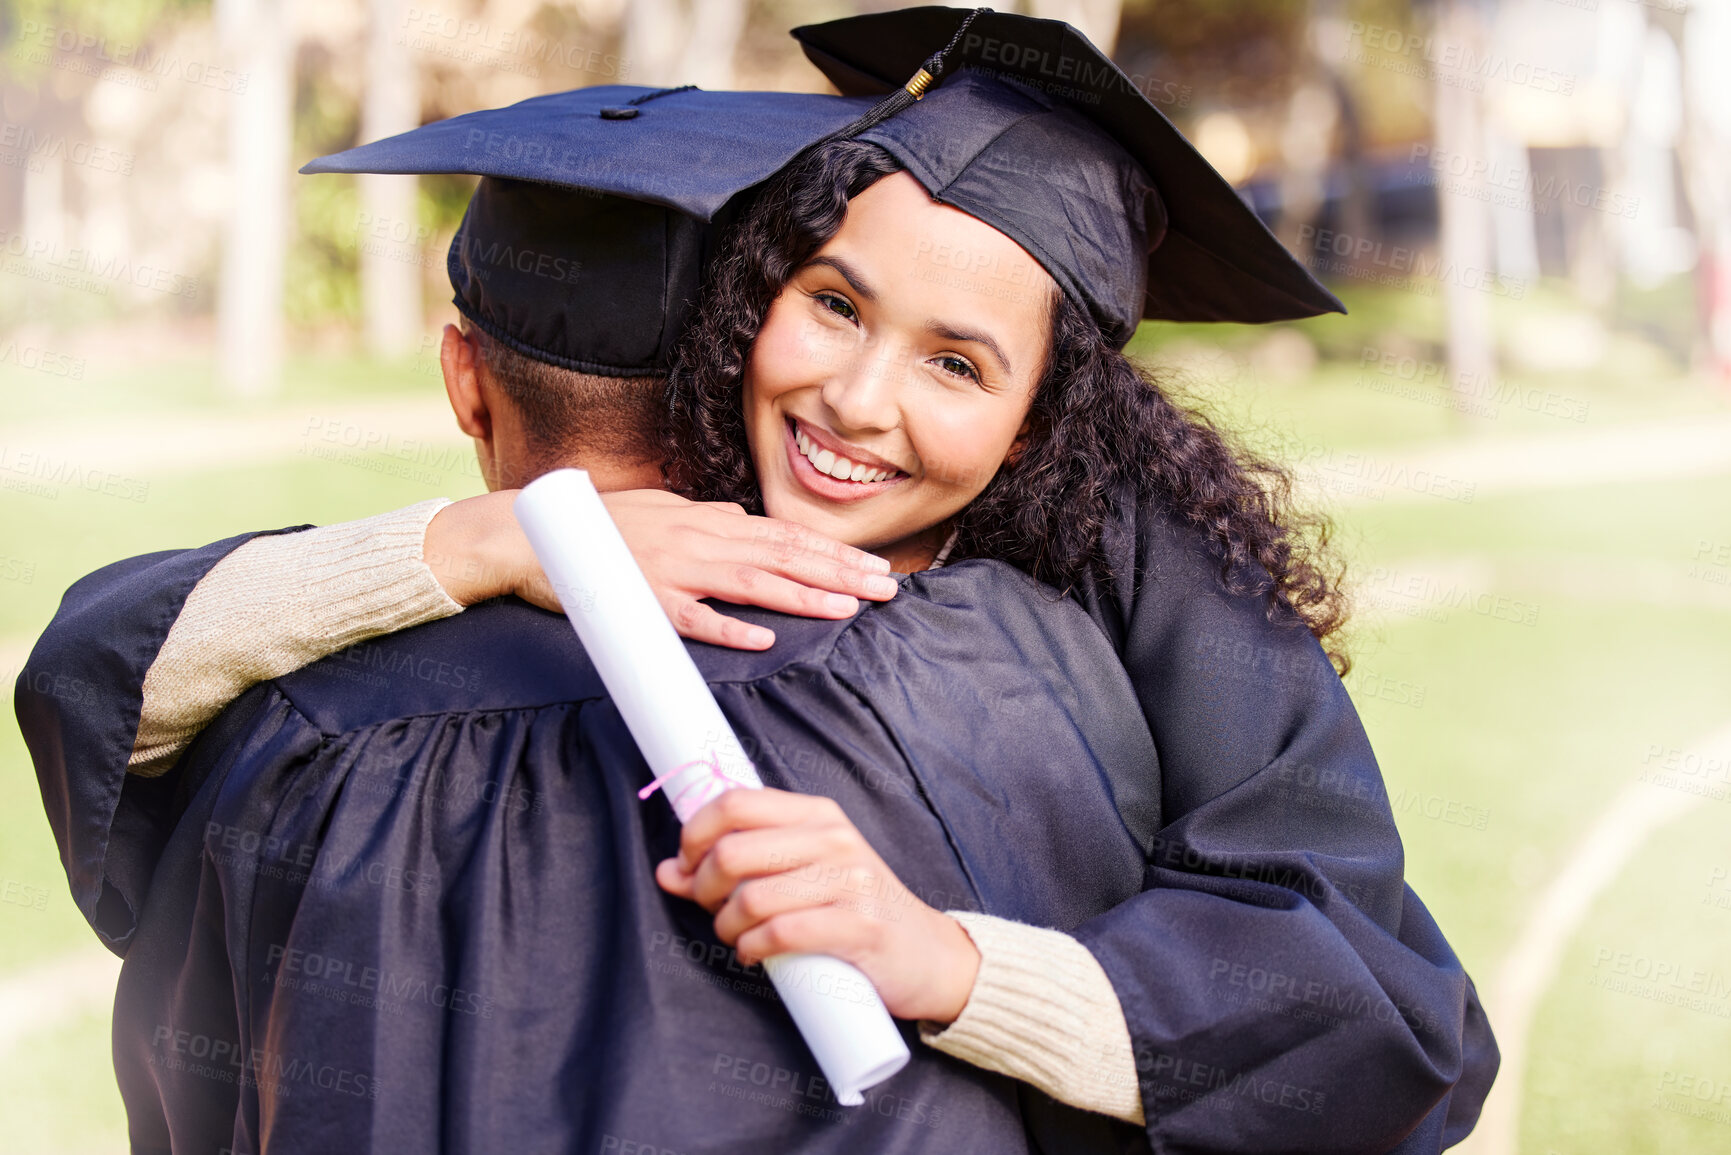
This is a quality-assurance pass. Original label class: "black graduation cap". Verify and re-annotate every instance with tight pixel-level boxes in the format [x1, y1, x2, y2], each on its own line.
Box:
[301, 85, 875, 375]
[792, 7, 1346, 341]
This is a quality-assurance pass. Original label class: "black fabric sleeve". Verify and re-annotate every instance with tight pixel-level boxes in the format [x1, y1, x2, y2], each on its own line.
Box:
[17, 527, 312, 952]
[1070, 488, 1499, 1153]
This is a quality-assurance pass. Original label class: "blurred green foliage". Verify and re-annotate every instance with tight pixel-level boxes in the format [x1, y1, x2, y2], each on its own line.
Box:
[0, 0, 205, 76]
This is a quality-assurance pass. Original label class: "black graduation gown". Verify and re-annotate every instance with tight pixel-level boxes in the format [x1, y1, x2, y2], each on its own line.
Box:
[19, 497, 1496, 1154]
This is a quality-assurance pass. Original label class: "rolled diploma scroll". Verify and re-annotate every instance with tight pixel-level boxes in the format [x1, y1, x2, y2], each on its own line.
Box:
[514, 469, 910, 1106]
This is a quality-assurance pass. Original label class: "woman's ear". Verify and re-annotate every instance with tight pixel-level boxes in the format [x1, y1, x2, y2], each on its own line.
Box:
[1005, 415, 1034, 465]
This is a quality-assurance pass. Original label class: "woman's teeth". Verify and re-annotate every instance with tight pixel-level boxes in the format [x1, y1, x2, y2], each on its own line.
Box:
[796, 427, 895, 483]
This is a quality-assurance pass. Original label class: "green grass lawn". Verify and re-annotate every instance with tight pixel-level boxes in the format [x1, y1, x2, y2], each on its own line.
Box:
[2, 313, 1728, 1151]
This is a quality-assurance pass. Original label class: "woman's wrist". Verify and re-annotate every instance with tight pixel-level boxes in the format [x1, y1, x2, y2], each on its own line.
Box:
[423, 490, 527, 606]
[920, 912, 984, 1024]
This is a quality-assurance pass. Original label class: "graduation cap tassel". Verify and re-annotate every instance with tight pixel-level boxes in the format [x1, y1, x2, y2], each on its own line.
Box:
[812, 7, 989, 146]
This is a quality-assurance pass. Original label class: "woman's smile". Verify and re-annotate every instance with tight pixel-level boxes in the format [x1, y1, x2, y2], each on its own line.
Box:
[782, 416, 908, 503]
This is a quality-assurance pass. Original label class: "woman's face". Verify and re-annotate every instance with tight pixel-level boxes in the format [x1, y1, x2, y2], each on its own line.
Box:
[744, 171, 1057, 564]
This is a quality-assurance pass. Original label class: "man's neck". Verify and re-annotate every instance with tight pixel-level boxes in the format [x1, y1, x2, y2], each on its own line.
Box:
[580, 456, 666, 493]
[499, 456, 666, 494]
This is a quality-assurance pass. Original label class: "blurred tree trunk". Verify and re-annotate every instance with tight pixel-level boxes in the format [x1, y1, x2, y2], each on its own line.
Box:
[1677, 2, 1731, 381]
[1275, 78, 1338, 255]
[216, 0, 291, 397]
[679, 0, 745, 90]
[1028, 0, 1122, 54]
[1434, 0, 1496, 427]
[362, 0, 422, 359]
[623, 0, 684, 87]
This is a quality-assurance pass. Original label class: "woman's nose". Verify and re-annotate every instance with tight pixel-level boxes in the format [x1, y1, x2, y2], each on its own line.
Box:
[820, 336, 910, 435]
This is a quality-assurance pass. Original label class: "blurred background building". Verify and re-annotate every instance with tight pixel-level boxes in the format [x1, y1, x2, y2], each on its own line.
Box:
[3, 3, 1730, 1154]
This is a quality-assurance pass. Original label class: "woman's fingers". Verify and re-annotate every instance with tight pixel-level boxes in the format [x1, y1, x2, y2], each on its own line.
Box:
[662, 595, 775, 650]
[712, 862, 904, 945]
[687, 823, 859, 911]
[707, 511, 898, 602]
[707, 566, 864, 620]
[732, 904, 878, 970]
[600, 489, 896, 638]
[740, 514, 891, 575]
[675, 789, 844, 874]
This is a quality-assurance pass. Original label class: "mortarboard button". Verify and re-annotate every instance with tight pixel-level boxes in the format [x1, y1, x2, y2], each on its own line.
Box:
[300, 84, 876, 375]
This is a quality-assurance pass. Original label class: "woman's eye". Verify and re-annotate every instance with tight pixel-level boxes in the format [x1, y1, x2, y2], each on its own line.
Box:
[934, 354, 980, 383]
[816, 293, 857, 323]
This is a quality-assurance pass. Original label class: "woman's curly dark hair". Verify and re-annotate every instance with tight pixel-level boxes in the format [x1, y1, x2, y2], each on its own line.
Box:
[664, 139, 1351, 672]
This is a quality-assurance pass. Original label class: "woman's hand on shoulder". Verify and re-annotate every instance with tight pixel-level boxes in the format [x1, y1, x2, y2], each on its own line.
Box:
[655, 787, 982, 1023]
[601, 490, 899, 649]
[422, 488, 899, 650]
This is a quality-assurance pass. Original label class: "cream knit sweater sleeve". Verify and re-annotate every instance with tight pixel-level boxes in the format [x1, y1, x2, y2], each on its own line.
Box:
[923, 911, 1145, 1125]
[128, 498, 465, 778]
[125, 502, 1147, 1126]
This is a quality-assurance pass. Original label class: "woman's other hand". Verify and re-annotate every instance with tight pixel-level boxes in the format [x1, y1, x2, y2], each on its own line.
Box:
[423, 489, 899, 649]
[654, 787, 982, 1023]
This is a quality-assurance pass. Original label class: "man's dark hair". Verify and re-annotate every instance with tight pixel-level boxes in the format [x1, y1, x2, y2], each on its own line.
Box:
[462, 319, 664, 472]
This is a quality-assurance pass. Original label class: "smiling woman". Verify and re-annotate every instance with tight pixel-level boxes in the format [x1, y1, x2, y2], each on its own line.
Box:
[745, 169, 1057, 571]
[667, 132, 1349, 652]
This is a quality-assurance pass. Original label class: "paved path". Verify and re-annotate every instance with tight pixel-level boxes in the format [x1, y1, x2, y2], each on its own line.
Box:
[3, 396, 466, 480]
[0, 944, 120, 1067]
[1453, 721, 1731, 1155]
[1296, 411, 1731, 506]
